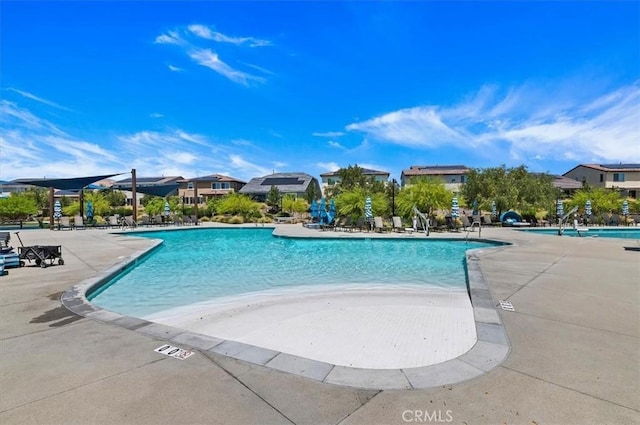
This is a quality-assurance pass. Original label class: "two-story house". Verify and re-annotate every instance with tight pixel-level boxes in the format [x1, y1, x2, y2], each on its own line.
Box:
[179, 174, 246, 205]
[319, 167, 390, 193]
[401, 165, 471, 192]
[563, 164, 640, 198]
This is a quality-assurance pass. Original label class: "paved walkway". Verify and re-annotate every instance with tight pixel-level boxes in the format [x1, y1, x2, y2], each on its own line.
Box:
[0, 224, 638, 424]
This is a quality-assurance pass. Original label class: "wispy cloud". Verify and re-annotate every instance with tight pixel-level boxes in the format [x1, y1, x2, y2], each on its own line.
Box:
[150, 113, 164, 118]
[6, 88, 73, 112]
[317, 162, 340, 172]
[0, 100, 68, 136]
[346, 81, 640, 163]
[229, 154, 272, 176]
[156, 24, 272, 86]
[328, 141, 345, 149]
[188, 24, 271, 47]
[313, 131, 344, 138]
[188, 49, 263, 86]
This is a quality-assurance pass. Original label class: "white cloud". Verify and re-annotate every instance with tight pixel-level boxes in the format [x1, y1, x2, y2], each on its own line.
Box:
[313, 131, 344, 137]
[188, 48, 263, 86]
[317, 162, 340, 172]
[188, 24, 271, 47]
[6, 88, 73, 111]
[229, 154, 271, 177]
[168, 65, 183, 72]
[150, 113, 164, 118]
[328, 141, 344, 149]
[155, 31, 184, 45]
[0, 100, 68, 136]
[346, 81, 640, 163]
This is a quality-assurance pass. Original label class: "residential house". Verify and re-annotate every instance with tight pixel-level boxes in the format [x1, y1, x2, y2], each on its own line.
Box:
[179, 174, 246, 206]
[320, 167, 390, 192]
[563, 164, 640, 198]
[401, 165, 471, 192]
[111, 176, 184, 206]
[239, 172, 321, 202]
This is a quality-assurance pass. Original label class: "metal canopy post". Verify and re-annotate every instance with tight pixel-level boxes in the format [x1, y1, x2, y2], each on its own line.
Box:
[131, 169, 137, 222]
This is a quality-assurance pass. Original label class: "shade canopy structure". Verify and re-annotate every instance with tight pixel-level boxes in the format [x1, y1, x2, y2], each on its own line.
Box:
[115, 183, 180, 198]
[19, 173, 123, 191]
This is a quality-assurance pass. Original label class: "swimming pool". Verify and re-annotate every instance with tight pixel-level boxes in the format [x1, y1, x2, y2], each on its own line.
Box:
[89, 228, 496, 317]
[520, 227, 640, 239]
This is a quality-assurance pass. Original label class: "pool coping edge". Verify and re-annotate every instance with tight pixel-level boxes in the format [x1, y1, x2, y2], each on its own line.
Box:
[61, 232, 511, 391]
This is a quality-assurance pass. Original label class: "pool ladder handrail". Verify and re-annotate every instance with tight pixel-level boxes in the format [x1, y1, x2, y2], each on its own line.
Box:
[465, 215, 482, 241]
[412, 206, 430, 236]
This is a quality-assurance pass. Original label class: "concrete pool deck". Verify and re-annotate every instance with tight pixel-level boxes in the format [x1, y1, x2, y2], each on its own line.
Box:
[1, 223, 638, 424]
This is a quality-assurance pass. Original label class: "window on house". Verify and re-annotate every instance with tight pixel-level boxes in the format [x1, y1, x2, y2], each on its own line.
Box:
[460, 175, 466, 183]
[613, 173, 625, 182]
[187, 182, 194, 190]
[599, 174, 603, 182]
[450, 177, 456, 183]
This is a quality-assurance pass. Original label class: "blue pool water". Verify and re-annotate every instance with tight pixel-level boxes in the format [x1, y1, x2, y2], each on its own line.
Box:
[520, 227, 640, 239]
[89, 228, 497, 317]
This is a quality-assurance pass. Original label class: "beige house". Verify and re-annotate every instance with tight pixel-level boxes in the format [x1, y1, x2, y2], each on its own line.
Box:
[179, 174, 246, 206]
[319, 167, 390, 192]
[563, 164, 640, 198]
[401, 165, 471, 192]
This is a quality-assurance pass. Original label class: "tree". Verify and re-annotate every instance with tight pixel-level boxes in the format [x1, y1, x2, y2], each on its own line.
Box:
[0, 193, 39, 224]
[103, 189, 126, 207]
[282, 194, 308, 217]
[565, 188, 621, 217]
[461, 165, 558, 216]
[266, 185, 281, 213]
[335, 187, 389, 220]
[395, 177, 451, 218]
[217, 193, 262, 220]
[305, 182, 320, 204]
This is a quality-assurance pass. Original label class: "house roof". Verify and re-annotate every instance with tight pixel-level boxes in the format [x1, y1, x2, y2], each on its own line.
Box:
[551, 175, 583, 190]
[563, 164, 640, 175]
[239, 172, 318, 195]
[402, 165, 471, 176]
[319, 168, 389, 177]
[184, 174, 246, 184]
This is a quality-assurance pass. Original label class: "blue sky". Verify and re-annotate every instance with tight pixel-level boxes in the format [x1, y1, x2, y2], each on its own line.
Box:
[1, 1, 639, 183]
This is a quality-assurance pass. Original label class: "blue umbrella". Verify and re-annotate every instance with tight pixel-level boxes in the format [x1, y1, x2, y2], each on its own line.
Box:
[364, 196, 373, 229]
[556, 199, 564, 218]
[328, 198, 336, 223]
[491, 200, 497, 217]
[53, 200, 62, 219]
[585, 200, 592, 217]
[451, 197, 459, 218]
[310, 199, 318, 220]
[319, 197, 328, 224]
[622, 199, 629, 216]
[164, 200, 171, 217]
[85, 201, 94, 220]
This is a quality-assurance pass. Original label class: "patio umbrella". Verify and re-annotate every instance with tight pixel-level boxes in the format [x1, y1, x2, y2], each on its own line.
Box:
[622, 199, 629, 216]
[556, 199, 564, 218]
[585, 200, 592, 217]
[319, 197, 327, 224]
[164, 200, 171, 217]
[451, 197, 459, 218]
[328, 198, 336, 224]
[491, 200, 497, 217]
[53, 200, 62, 220]
[364, 196, 373, 229]
[310, 199, 318, 220]
[472, 199, 479, 216]
[85, 201, 94, 221]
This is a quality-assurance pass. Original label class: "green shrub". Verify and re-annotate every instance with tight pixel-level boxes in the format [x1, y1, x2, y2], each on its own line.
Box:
[228, 215, 244, 224]
[199, 216, 210, 222]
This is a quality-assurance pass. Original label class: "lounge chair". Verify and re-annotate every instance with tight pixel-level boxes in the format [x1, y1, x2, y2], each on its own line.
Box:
[445, 216, 461, 232]
[460, 215, 472, 230]
[58, 217, 73, 230]
[392, 216, 405, 232]
[107, 216, 120, 228]
[123, 216, 136, 229]
[139, 215, 151, 227]
[74, 215, 85, 230]
[374, 216, 391, 232]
